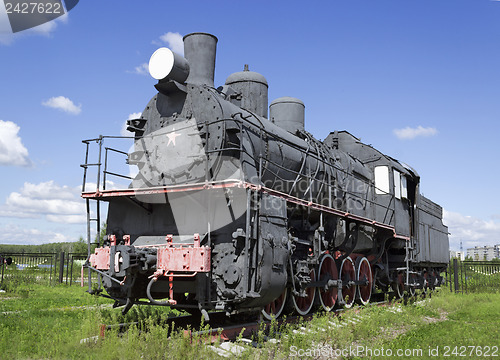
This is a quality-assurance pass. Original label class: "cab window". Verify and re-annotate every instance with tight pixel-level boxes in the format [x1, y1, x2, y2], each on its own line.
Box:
[375, 166, 390, 195]
[393, 169, 408, 200]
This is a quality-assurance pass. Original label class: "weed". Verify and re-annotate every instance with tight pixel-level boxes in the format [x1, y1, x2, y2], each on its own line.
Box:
[1, 284, 499, 359]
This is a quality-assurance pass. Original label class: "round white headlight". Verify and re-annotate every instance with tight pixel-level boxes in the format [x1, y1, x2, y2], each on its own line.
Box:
[149, 47, 175, 80]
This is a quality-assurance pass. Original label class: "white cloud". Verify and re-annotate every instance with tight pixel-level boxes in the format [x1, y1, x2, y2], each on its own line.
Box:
[42, 95, 81, 114]
[18, 181, 76, 200]
[129, 62, 149, 76]
[46, 214, 86, 224]
[0, 181, 86, 224]
[84, 179, 123, 192]
[0, 224, 72, 245]
[158, 32, 184, 55]
[121, 112, 142, 136]
[0, 120, 31, 167]
[393, 126, 437, 140]
[20, 12, 68, 36]
[443, 209, 500, 250]
[42, 96, 81, 114]
[0, 3, 69, 45]
[130, 32, 183, 76]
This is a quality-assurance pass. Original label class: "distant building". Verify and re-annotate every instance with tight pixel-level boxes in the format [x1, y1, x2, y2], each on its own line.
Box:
[466, 245, 500, 261]
[449, 250, 465, 260]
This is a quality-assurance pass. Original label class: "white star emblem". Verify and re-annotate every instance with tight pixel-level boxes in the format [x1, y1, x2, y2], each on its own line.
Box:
[166, 129, 181, 146]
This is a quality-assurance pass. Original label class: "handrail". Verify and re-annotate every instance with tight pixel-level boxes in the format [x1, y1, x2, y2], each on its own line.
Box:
[81, 118, 398, 234]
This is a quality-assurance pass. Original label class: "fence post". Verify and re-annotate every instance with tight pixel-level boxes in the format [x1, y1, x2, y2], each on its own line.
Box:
[449, 266, 452, 292]
[69, 255, 74, 286]
[453, 258, 459, 293]
[49, 254, 53, 284]
[1, 260, 4, 284]
[65, 254, 70, 285]
[464, 261, 467, 294]
[59, 252, 65, 283]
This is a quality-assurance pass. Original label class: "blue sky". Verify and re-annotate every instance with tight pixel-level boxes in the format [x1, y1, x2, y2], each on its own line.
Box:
[0, 0, 499, 251]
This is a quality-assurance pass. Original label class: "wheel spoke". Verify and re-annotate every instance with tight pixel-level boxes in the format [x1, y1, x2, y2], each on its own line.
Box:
[261, 287, 287, 320]
[409, 273, 416, 297]
[392, 272, 404, 299]
[339, 257, 356, 308]
[318, 254, 338, 311]
[422, 272, 429, 294]
[356, 257, 372, 305]
[292, 269, 316, 315]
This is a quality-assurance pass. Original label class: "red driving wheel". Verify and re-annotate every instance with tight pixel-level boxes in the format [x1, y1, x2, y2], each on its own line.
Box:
[318, 254, 338, 311]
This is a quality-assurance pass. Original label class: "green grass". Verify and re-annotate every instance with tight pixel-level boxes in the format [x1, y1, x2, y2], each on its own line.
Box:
[0, 281, 192, 359]
[1, 265, 99, 291]
[223, 291, 500, 360]
[1, 283, 499, 359]
[0, 283, 109, 358]
[380, 292, 500, 360]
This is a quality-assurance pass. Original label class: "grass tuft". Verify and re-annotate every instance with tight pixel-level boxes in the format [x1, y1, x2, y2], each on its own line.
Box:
[1, 283, 499, 359]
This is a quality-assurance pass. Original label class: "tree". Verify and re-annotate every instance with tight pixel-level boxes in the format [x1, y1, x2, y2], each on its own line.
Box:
[96, 222, 107, 245]
[73, 236, 87, 253]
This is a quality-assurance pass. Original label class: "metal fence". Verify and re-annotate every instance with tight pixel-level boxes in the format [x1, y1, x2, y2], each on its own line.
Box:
[447, 259, 500, 293]
[0, 252, 89, 286]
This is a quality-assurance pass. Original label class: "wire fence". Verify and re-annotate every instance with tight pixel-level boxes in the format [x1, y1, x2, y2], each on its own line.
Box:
[3, 252, 499, 294]
[0, 252, 92, 287]
[447, 258, 500, 293]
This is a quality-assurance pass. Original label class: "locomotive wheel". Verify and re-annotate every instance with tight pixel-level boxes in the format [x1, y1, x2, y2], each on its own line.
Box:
[392, 272, 405, 299]
[262, 287, 287, 320]
[430, 271, 438, 290]
[339, 257, 356, 308]
[317, 254, 338, 311]
[422, 272, 429, 295]
[355, 257, 373, 305]
[409, 273, 416, 297]
[291, 269, 316, 315]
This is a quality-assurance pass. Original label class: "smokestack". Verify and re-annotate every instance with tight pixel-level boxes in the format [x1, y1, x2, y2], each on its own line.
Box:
[183, 33, 218, 87]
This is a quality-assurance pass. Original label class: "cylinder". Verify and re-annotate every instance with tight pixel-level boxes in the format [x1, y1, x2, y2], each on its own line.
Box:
[183, 33, 218, 87]
[149, 47, 190, 83]
[225, 65, 269, 118]
[269, 97, 305, 134]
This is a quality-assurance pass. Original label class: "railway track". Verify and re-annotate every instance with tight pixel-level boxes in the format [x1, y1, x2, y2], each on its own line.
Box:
[89, 289, 434, 349]
[202, 294, 435, 358]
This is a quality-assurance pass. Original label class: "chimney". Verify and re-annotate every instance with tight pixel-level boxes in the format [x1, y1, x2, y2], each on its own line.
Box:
[183, 33, 218, 87]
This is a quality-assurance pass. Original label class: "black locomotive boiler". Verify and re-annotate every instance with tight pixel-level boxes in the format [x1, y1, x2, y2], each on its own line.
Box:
[82, 32, 449, 319]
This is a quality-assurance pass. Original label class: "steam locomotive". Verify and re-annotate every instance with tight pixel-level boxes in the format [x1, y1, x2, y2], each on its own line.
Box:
[82, 33, 449, 319]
